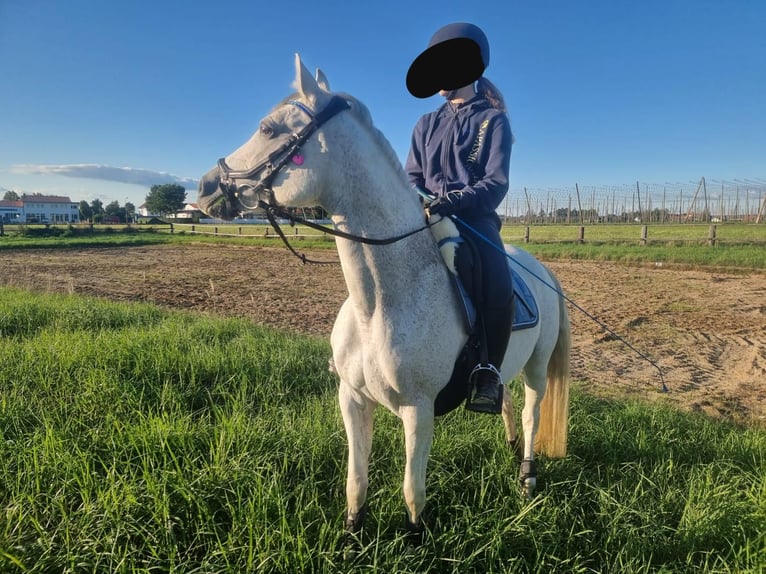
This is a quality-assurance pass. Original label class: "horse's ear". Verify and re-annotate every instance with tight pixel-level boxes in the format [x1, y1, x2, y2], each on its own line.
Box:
[315, 68, 330, 91]
[294, 53, 324, 103]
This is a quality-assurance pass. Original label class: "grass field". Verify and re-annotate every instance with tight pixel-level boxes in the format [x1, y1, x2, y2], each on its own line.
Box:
[1, 288, 764, 573]
[2, 222, 765, 271]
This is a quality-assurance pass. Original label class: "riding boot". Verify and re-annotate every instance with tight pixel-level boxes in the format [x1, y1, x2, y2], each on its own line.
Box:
[466, 298, 513, 414]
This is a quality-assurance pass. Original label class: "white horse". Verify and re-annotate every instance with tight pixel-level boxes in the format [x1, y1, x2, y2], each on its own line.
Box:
[197, 55, 570, 537]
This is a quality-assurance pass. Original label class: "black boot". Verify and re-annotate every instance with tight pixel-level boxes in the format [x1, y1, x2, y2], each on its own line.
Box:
[465, 299, 513, 415]
[466, 364, 504, 413]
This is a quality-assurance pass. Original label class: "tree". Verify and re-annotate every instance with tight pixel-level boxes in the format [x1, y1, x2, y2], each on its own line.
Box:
[2, 190, 19, 201]
[79, 200, 93, 222]
[145, 184, 186, 216]
[125, 202, 136, 224]
[90, 199, 105, 223]
[104, 200, 125, 222]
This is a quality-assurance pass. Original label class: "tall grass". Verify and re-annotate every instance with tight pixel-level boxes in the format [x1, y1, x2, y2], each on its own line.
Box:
[0, 288, 764, 572]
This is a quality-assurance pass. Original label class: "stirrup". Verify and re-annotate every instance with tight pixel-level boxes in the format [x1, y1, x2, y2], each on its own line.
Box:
[465, 363, 503, 414]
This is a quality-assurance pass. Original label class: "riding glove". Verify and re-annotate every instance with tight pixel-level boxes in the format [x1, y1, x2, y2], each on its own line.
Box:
[427, 191, 463, 216]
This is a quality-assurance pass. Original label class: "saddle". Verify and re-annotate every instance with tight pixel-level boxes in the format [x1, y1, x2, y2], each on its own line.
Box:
[430, 217, 539, 416]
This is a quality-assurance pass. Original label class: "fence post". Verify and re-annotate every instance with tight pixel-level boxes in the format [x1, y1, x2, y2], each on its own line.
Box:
[524, 226, 530, 243]
[640, 225, 648, 246]
[169, 223, 174, 234]
[708, 224, 717, 246]
[0, 220, 4, 237]
[238, 227, 242, 235]
[578, 226, 585, 244]
[191, 224, 195, 233]
[214, 226, 218, 235]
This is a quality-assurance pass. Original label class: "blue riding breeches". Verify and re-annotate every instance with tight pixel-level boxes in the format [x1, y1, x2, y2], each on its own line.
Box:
[456, 214, 513, 311]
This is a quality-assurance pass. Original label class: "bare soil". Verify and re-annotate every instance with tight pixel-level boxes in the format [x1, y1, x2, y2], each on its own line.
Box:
[2, 243, 764, 426]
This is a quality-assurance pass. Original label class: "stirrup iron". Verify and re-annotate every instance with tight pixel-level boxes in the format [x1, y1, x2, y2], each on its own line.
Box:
[465, 363, 504, 414]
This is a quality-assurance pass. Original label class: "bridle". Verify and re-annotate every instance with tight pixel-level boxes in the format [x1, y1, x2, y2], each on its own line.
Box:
[216, 95, 352, 211]
[214, 95, 434, 264]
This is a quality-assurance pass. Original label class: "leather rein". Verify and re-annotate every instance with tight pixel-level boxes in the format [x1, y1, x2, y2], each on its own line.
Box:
[257, 200, 433, 265]
[216, 95, 432, 265]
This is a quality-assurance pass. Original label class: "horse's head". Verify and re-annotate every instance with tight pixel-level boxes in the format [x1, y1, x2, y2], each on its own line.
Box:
[198, 54, 349, 220]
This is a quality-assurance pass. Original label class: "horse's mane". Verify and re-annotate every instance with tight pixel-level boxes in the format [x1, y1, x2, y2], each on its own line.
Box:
[276, 92, 409, 188]
[335, 93, 409, 185]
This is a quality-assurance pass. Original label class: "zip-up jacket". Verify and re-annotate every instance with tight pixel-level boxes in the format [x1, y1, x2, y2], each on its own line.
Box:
[404, 95, 512, 222]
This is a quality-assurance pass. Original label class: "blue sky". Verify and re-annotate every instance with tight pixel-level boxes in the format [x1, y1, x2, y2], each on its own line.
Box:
[1, 0, 764, 208]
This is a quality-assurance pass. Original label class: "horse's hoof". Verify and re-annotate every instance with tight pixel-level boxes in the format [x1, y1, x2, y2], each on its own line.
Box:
[404, 513, 427, 546]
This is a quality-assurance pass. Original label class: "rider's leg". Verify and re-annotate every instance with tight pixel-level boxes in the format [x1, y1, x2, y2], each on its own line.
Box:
[464, 216, 514, 413]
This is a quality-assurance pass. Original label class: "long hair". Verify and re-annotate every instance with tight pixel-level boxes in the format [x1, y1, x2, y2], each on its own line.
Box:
[477, 77, 514, 143]
[477, 77, 506, 112]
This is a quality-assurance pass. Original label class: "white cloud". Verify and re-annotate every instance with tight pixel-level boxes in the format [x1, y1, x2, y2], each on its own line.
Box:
[10, 164, 199, 188]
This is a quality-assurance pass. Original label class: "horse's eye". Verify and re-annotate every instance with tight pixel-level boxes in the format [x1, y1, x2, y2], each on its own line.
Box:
[260, 123, 274, 137]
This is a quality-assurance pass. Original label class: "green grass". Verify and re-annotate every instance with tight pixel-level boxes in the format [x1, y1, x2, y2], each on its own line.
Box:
[518, 243, 766, 270]
[502, 223, 766, 245]
[3, 222, 765, 270]
[0, 288, 764, 572]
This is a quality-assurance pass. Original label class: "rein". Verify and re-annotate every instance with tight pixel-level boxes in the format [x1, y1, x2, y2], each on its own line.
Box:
[257, 200, 434, 265]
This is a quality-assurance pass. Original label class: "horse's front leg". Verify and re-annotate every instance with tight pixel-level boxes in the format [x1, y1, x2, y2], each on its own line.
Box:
[401, 402, 435, 540]
[339, 382, 375, 535]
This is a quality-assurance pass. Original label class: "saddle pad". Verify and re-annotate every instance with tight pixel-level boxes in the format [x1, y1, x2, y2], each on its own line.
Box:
[511, 271, 538, 331]
[452, 269, 538, 332]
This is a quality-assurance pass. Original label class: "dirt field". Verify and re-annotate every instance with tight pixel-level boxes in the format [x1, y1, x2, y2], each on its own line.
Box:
[2, 243, 764, 426]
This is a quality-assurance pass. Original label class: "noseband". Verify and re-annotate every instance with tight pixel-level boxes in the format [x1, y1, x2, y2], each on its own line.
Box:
[216, 96, 351, 210]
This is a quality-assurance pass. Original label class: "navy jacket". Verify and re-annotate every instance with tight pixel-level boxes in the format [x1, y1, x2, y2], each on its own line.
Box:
[405, 95, 512, 222]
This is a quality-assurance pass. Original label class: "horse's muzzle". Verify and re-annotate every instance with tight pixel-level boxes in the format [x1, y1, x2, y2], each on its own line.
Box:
[197, 166, 236, 220]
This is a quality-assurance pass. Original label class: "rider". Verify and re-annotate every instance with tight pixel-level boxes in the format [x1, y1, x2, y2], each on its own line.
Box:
[404, 22, 514, 414]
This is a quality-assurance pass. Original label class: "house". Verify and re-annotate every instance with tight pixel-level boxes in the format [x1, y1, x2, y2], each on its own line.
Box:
[137, 203, 159, 218]
[0, 195, 79, 223]
[173, 202, 203, 220]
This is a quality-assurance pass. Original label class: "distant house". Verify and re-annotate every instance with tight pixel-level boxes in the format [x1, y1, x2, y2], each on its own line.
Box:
[0, 195, 79, 223]
[137, 202, 203, 220]
[137, 203, 160, 218]
[174, 202, 203, 220]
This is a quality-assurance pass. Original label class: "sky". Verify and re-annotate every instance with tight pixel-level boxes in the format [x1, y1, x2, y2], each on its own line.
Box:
[1, 0, 764, 209]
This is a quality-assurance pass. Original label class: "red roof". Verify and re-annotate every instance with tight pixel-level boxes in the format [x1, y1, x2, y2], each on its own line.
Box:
[0, 200, 23, 207]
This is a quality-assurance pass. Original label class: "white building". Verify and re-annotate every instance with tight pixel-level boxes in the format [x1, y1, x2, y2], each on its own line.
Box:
[0, 200, 23, 222]
[0, 195, 80, 223]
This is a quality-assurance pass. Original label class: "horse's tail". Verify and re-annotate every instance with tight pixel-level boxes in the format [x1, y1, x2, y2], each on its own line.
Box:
[534, 272, 571, 458]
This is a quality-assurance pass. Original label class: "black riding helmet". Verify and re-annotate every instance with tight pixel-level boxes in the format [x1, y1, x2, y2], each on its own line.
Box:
[406, 22, 490, 98]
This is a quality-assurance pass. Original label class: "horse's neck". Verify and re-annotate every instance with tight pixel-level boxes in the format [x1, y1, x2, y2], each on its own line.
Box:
[330, 181, 447, 325]
[323, 117, 453, 326]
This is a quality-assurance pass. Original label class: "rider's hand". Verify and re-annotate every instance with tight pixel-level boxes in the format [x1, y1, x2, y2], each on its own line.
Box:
[427, 191, 462, 217]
